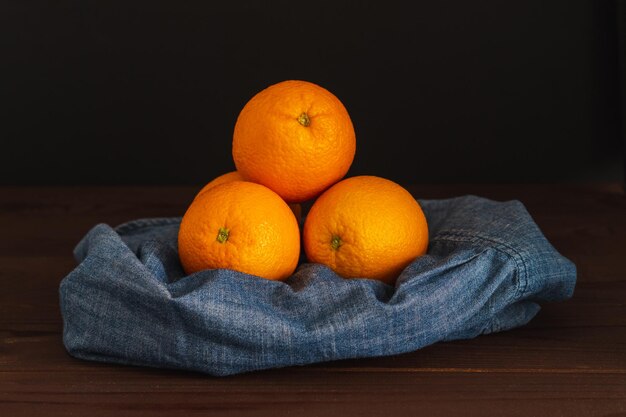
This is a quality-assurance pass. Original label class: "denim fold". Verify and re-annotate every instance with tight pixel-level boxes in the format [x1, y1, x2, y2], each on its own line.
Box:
[59, 195, 576, 376]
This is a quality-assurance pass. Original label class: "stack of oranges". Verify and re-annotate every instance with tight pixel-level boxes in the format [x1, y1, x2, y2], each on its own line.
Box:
[178, 80, 429, 285]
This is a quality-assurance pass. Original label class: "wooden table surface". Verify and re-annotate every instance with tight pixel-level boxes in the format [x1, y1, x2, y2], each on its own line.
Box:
[1, 183, 625, 416]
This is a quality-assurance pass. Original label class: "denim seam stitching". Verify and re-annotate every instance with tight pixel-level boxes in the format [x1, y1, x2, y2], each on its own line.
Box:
[432, 231, 529, 300]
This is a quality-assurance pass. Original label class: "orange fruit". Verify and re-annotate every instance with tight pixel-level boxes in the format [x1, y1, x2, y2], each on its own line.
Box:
[194, 171, 245, 198]
[232, 80, 356, 203]
[178, 181, 300, 280]
[303, 176, 429, 284]
[194, 170, 303, 223]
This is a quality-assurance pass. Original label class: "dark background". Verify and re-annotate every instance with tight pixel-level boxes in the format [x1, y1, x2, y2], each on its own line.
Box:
[1, 0, 624, 185]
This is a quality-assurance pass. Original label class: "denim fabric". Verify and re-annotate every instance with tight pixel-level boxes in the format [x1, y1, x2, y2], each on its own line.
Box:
[59, 195, 576, 376]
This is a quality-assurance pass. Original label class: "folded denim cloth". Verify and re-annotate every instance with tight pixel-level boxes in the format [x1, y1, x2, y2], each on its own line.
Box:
[59, 195, 576, 376]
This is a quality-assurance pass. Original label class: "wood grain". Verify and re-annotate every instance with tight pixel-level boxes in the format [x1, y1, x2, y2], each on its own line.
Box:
[1, 184, 625, 416]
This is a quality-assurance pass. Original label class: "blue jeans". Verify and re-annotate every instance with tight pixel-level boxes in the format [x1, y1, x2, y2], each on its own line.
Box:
[59, 195, 576, 376]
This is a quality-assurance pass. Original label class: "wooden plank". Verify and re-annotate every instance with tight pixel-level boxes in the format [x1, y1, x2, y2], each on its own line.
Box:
[1, 369, 625, 417]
